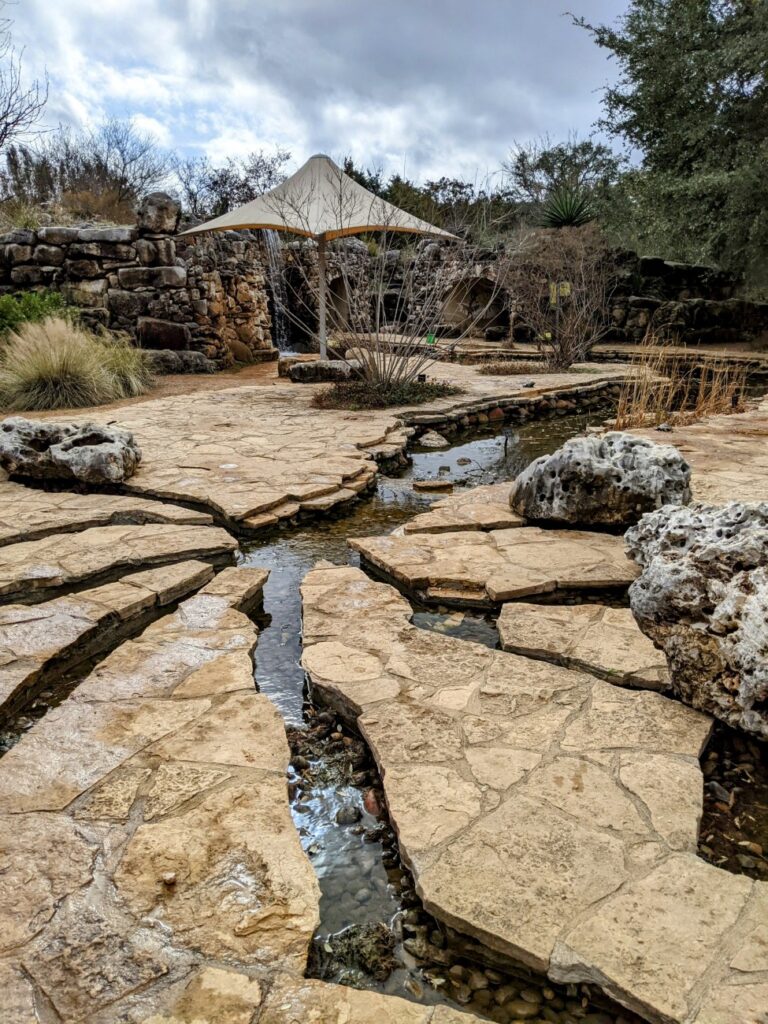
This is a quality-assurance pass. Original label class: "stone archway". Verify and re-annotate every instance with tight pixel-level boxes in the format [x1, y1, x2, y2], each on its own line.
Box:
[328, 275, 351, 327]
[441, 276, 510, 337]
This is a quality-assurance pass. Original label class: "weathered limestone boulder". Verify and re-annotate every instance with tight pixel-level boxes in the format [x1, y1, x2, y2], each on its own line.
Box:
[510, 431, 691, 527]
[626, 502, 768, 738]
[0, 417, 141, 484]
[145, 349, 216, 375]
[137, 316, 191, 351]
[137, 191, 181, 235]
[287, 358, 360, 383]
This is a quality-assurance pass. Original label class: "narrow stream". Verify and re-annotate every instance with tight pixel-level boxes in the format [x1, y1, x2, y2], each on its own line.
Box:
[238, 413, 652, 1021]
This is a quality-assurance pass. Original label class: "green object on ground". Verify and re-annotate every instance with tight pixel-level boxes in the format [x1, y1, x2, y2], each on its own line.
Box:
[426, 333, 436, 345]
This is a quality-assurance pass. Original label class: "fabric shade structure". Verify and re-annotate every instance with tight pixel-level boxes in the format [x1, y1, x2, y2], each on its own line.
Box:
[182, 153, 457, 357]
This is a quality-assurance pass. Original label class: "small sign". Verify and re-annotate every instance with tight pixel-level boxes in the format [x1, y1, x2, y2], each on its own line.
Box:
[549, 281, 572, 306]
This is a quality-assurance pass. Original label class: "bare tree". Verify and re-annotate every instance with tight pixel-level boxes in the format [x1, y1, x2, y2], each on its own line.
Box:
[0, 4, 47, 151]
[173, 148, 291, 218]
[499, 224, 617, 369]
[1, 118, 171, 218]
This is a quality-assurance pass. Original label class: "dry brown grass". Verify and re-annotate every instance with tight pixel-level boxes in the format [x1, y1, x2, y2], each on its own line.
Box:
[477, 359, 549, 376]
[613, 335, 748, 429]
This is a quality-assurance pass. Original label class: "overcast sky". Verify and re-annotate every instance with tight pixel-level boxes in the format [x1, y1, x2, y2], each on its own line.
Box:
[13, 0, 628, 182]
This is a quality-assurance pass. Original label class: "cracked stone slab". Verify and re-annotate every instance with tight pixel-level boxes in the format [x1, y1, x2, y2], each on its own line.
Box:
[0, 481, 213, 547]
[403, 483, 523, 535]
[498, 602, 669, 689]
[350, 526, 638, 606]
[0, 559, 215, 715]
[0, 565, 326, 1022]
[301, 565, 768, 1024]
[0, 523, 238, 604]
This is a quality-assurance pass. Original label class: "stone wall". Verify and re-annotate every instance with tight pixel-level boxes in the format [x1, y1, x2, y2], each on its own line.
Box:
[407, 242, 768, 348]
[0, 193, 276, 367]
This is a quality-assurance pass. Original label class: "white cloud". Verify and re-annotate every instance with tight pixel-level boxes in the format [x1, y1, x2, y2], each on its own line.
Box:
[9, 0, 626, 180]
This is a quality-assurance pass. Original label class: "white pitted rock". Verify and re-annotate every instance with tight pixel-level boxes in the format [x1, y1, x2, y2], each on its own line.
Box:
[510, 431, 691, 527]
[0, 417, 141, 484]
[626, 502, 768, 738]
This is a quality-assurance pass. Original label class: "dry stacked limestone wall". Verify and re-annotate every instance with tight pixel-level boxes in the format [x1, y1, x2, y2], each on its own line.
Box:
[406, 241, 768, 347]
[0, 192, 276, 368]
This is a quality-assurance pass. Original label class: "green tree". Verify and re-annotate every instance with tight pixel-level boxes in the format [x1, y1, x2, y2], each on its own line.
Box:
[575, 0, 768, 288]
[504, 134, 624, 205]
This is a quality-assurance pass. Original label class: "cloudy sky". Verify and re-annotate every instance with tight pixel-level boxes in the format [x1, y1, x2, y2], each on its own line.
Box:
[13, 0, 628, 182]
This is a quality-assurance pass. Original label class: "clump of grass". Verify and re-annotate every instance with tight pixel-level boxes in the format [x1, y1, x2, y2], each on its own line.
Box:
[0, 290, 73, 337]
[312, 379, 464, 411]
[613, 334, 748, 429]
[0, 317, 155, 411]
[477, 359, 549, 376]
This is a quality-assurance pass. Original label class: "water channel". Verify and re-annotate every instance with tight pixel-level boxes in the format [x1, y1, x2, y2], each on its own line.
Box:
[239, 412, 652, 1022]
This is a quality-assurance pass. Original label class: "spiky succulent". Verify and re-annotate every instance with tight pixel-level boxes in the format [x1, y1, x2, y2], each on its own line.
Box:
[540, 185, 594, 228]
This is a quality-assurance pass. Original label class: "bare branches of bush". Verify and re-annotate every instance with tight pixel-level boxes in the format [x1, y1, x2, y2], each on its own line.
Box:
[1, 119, 171, 221]
[499, 224, 617, 369]
[174, 148, 291, 219]
[0, 3, 47, 153]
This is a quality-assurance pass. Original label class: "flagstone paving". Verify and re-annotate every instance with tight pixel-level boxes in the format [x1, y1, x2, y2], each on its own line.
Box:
[403, 483, 523, 534]
[4, 366, 631, 534]
[0, 523, 237, 604]
[0, 483, 213, 546]
[300, 563, 768, 1024]
[0, 563, 484, 1024]
[0, 559, 215, 716]
[350, 526, 638, 606]
[498, 602, 669, 690]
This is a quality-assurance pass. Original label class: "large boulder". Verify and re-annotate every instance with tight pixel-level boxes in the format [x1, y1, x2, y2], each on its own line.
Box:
[145, 350, 216, 375]
[0, 417, 141, 484]
[137, 191, 181, 235]
[287, 359, 360, 383]
[510, 431, 691, 527]
[626, 502, 768, 738]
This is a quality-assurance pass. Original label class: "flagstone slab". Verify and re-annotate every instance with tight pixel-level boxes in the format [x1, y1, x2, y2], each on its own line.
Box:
[0, 566, 333, 1022]
[0, 523, 238, 604]
[0, 559, 215, 716]
[403, 483, 522, 535]
[498, 602, 669, 689]
[0, 482, 213, 546]
[301, 564, 768, 1024]
[350, 526, 638, 606]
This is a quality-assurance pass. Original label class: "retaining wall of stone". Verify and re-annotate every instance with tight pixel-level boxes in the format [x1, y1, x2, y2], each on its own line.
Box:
[0, 193, 276, 367]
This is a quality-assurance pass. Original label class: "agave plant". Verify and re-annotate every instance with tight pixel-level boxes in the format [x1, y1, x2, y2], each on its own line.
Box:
[540, 185, 594, 228]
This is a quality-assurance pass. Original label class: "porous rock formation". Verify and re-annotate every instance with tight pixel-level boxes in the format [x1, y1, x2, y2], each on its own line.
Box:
[626, 501, 768, 738]
[0, 416, 141, 484]
[510, 431, 691, 527]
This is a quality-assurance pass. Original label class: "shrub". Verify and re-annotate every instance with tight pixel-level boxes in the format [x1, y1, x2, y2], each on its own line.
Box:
[0, 317, 154, 411]
[0, 290, 72, 336]
[477, 359, 549, 376]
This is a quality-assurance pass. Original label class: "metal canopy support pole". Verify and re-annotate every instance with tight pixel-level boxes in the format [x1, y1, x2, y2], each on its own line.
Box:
[317, 233, 328, 360]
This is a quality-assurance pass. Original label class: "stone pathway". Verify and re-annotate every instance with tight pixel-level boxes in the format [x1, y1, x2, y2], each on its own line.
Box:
[498, 603, 669, 690]
[0, 523, 237, 604]
[6, 365, 632, 534]
[351, 526, 637, 606]
[633, 395, 768, 505]
[301, 564, 768, 1024]
[0, 482, 213, 546]
[0, 559, 214, 715]
[0, 557, 483, 1023]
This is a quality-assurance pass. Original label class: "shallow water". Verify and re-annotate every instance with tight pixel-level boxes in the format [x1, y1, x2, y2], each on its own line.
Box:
[241, 413, 600, 723]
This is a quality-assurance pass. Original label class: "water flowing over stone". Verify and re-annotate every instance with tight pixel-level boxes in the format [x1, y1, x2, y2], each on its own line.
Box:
[263, 229, 291, 351]
[510, 431, 692, 527]
[0, 416, 141, 484]
[626, 501, 768, 738]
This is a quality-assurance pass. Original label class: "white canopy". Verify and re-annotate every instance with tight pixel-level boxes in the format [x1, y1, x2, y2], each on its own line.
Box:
[182, 153, 457, 357]
[181, 152, 457, 240]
